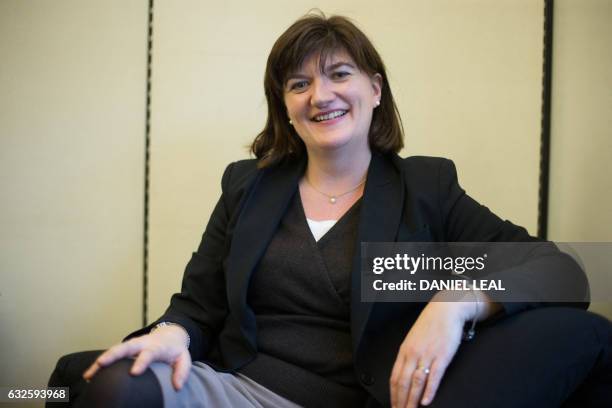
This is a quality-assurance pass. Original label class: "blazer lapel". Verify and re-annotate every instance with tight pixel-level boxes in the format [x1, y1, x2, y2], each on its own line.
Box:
[226, 158, 305, 350]
[350, 153, 404, 354]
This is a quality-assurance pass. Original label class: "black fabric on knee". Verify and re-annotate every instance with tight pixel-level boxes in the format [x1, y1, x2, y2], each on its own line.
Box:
[428, 308, 612, 408]
[562, 312, 612, 407]
[73, 358, 163, 408]
[47, 350, 104, 407]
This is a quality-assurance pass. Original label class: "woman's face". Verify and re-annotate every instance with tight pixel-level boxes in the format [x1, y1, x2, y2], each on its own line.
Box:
[283, 50, 382, 156]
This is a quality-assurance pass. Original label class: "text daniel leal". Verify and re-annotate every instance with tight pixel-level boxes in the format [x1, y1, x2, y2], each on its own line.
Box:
[373, 279, 506, 291]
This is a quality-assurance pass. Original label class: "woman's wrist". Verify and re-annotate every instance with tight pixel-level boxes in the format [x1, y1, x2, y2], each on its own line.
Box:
[430, 290, 475, 322]
[474, 291, 502, 321]
[151, 322, 191, 349]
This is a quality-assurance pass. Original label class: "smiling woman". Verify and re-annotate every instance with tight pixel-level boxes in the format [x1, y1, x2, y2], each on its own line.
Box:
[47, 11, 612, 408]
[252, 14, 403, 170]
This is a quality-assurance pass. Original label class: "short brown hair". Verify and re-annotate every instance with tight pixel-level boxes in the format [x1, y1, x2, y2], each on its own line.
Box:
[251, 13, 404, 168]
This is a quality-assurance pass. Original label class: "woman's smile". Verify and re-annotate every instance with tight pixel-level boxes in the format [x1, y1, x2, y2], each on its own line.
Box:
[311, 109, 349, 123]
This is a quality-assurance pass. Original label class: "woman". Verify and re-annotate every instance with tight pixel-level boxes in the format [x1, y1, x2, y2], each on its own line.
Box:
[49, 13, 611, 408]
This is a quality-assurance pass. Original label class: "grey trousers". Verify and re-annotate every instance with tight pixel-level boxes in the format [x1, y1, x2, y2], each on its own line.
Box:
[149, 361, 303, 408]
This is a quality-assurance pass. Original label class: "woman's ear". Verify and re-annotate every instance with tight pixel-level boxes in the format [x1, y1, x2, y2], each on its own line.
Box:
[371, 73, 383, 102]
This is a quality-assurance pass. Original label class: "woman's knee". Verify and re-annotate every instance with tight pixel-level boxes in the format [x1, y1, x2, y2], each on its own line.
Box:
[79, 359, 133, 400]
[49, 351, 103, 385]
[520, 307, 611, 343]
[47, 350, 104, 407]
[75, 359, 162, 408]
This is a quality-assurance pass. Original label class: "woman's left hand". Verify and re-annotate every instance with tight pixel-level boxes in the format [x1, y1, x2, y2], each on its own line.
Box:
[389, 296, 473, 408]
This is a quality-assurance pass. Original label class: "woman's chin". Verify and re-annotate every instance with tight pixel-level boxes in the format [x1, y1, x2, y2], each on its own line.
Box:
[311, 140, 356, 155]
[307, 133, 365, 154]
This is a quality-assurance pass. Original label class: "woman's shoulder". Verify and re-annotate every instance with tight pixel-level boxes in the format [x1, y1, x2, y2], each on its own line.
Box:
[221, 158, 260, 192]
[224, 158, 259, 177]
[221, 155, 307, 190]
[388, 154, 458, 182]
[390, 154, 454, 170]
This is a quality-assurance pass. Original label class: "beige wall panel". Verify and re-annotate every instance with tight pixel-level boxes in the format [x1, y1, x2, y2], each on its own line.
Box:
[148, 0, 543, 319]
[383, 0, 542, 235]
[549, 0, 612, 317]
[0, 0, 147, 398]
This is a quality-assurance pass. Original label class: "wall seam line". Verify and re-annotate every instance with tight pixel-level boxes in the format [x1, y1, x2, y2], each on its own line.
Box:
[143, 0, 154, 327]
[538, 0, 554, 239]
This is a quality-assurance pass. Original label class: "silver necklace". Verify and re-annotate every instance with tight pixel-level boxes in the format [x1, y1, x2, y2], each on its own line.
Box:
[305, 177, 366, 204]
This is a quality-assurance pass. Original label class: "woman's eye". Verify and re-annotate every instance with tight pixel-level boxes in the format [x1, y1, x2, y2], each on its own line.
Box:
[332, 71, 350, 80]
[290, 81, 308, 91]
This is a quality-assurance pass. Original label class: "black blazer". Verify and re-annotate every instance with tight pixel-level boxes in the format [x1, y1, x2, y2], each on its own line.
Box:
[127, 152, 588, 406]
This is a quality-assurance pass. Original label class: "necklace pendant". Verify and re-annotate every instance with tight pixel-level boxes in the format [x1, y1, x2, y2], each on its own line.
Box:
[329, 196, 337, 204]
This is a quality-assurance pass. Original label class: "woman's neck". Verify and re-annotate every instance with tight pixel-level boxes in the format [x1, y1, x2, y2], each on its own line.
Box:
[304, 147, 372, 191]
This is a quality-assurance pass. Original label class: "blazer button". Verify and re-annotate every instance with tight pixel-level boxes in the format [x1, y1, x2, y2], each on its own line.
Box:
[360, 372, 375, 386]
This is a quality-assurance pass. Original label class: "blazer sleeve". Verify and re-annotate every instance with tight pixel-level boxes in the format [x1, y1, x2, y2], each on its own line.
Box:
[438, 158, 589, 315]
[124, 162, 237, 361]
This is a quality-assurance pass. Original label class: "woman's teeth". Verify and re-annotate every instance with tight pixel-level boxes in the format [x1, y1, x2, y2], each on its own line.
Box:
[313, 110, 347, 122]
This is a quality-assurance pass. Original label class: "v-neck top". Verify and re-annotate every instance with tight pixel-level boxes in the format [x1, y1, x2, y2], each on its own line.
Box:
[304, 190, 364, 243]
[239, 190, 366, 407]
[306, 218, 337, 241]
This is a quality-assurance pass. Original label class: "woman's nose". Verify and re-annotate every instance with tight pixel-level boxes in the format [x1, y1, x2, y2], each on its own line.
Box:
[310, 78, 335, 107]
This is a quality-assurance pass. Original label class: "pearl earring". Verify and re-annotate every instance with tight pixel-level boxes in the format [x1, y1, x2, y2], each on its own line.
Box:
[375, 100, 380, 106]
[289, 119, 293, 125]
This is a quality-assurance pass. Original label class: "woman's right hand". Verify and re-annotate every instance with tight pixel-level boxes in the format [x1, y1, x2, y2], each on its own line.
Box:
[82, 325, 192, 390]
